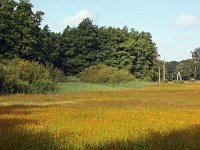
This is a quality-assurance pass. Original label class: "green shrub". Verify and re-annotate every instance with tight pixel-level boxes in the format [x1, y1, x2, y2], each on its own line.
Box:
[142, 76, 153, 82]
[162, 79, 168, 83]
[17, 81, 30, 93]
[0, 59, 57, 94]
[78, 64, 134, 84]
[18, 60, 51, 83]
[173, 80, 184, 84]
[65, 76, 80, 82]
[0, 61, 20, 94]
[30, 82, 57, 94]
[0, 64, 4, 92]
[1, 74, 19, 94]
[45, 64, 66, 82]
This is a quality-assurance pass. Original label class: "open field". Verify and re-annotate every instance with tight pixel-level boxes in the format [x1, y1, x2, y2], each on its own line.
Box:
[1, 83, 200, 149]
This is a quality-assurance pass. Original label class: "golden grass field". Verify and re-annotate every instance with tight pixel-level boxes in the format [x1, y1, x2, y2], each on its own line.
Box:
[1, 83, 200, 150]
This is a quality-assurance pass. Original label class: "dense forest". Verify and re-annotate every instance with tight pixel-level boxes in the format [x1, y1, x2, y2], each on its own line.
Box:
[0, 0, 159, 80]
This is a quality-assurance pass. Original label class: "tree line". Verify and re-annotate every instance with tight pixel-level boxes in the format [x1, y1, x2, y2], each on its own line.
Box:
[165, 48, 200, 81]
[0, 0, 159, 81]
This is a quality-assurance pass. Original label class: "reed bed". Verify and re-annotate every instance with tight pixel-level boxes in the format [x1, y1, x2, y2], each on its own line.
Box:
[1, 83, 200, 149]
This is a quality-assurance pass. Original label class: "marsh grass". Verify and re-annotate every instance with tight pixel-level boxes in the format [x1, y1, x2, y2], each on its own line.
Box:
[1, 83, 200, 149]
[57, 81, 153, 93]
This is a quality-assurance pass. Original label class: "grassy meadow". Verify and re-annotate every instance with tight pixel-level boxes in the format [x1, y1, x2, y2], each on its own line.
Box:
[1, 82, 200, 149]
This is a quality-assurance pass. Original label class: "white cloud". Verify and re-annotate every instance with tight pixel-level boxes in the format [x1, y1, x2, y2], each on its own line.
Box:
[173, 15, 197, 27]
[59, 10, 95, 28]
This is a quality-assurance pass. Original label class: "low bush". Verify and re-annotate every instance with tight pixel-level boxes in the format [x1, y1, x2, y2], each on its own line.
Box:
[0, 59, 57, 94]
[45, 64, 66, 82]
[78, 64, 134, 84]
[142, 76, 153, 82]
[18, 59, 51, 83]
[162, 79, 168, 83]
[173, 80, 184, 84]
[30, 82, 57, 94]
[65, 76, 80, 82]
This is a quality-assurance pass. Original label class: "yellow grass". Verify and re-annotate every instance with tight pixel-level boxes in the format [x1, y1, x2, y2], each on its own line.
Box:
[1, 83, 200, 149]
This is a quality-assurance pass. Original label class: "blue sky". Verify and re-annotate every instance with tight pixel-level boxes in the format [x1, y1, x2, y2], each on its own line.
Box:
[30, 0, 200, 61]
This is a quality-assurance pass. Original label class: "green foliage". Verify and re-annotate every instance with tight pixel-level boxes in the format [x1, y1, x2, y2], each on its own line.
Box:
[173, 80, 184, 84]
[37, 26, 61, 65]
[60, 20, 158, 80]
[60, 18, 99, 75]
[0, 0, 44, 60]
[165, 61, 178, 81]
[195, 63, 200, 80]
[65, 76, 80, 82]
[17, 60, 51, 83]
[191, 47, 200, 80]
[0, 0, 17, 58]
[29, 82, 57, 94]
[45, 64, 66, 82]
[0, 59, 57, 94]
[176, 60, 195, 81]
[166, 59, 195, 81]
[142, 76, 153, 82]
[191, 47, 200, 63]
[1, 0, 159, 82]
[78, 64, 134, 84]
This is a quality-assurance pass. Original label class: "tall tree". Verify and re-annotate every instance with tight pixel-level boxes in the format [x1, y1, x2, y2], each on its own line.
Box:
[0, 0, 17, 58]
[103, 27, 130, 68]
[176, 59, 195, 80]
[61, 18, 99, 74]
[165, 61, 178, 81]
[36, 25, 61, 65]
[191, 47, 200, 79]
[130, 31, 158, 79]
[13, 0, 44, 60]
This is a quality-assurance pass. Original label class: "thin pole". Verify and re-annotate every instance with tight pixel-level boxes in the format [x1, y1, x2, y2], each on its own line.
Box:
[159, 65, 161, 84]
[163, 59, 165, 81]
[157, 55, 161, 84]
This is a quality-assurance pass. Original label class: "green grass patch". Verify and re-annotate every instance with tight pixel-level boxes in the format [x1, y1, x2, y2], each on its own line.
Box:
[57, 81, 154, 93]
